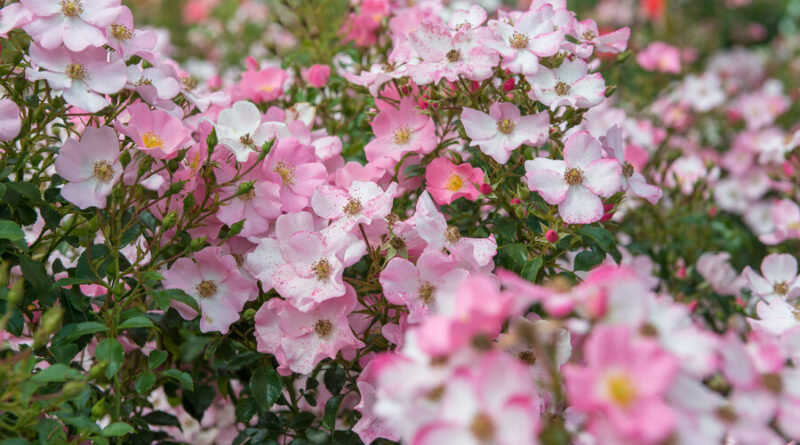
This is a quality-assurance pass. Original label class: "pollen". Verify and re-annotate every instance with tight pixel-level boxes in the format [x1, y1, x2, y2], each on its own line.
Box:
[60, 0, 83, 17]
[554, 81, 571, 96]
[181, 77, 198, 90]
[445, 173, 463, 192]
[622, 161, 634, 178]
[92, 160, 115, 182]
[343, 198, 363, 216]
[312, 258, 331, 280]
[418, 282, 436, 305]
[239, 133, 254, 147]
[110, 24, 134, 40]
[469, 413, 495, 442]
[195, 280, 217, 298]
[518, 350, 537, 365]
[314, 319, 333, 337]
[606, 374, 636, 408]
[142, 131, 165, 149]
[773, 281, 789, 296]
[761, 373, 783, 394]
[393, 126, 412, 145]
[496, 118, 515, 135]
[446, 49, 462, 63]
[445, 226, 461, 243]
[509, 32, 530, 49]
[582, 30, 598, 40]
[274, 161, 296, 185]
[66, 64, 87, 81]
[564, 167, 584, 185]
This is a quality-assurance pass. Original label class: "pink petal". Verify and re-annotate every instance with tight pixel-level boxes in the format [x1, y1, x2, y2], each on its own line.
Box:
[558, 185, 603, 224]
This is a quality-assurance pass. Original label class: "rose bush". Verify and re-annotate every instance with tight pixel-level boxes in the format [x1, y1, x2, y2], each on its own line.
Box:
[1, 0, 800, 444]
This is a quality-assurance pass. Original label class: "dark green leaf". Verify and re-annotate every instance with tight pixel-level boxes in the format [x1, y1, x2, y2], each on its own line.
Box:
[135, 372, 156, 394]
[31, 364, 81, 383]
[118, 316, 155, 330]
[101, 422, 134, 437]
[0, 220, 24, 241]
[250, 365, 282, 411]
[574, 250, 604, 271]
[66, 321, 108, 341]
[149, 350, 168, 370]
[323, 394, 344, 430]
[162, 369, 193, 391]
[95, 338, 124, 378]
[521, 257, 544, 282]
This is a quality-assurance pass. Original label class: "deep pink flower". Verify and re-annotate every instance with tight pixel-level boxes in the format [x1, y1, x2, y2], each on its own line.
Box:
[0, 99, 21, 141]
[161, 246, 255, 334]
[528, 59, 606, 110]
[119, 103, 191, 159]
[55, 126, 122, 209]
[365, 97, 436, 166]
[525, 131, 622, 224]
[636, 41, 682, 74]
[214, 159, 281, 239]
[564, 325, 679, 444]
[305, 64, 331, 88]
[21, 0, 122, 51]
[462, 102, 550, 164]
[425, 157, 484, 205]
[239, 60, 287, 103]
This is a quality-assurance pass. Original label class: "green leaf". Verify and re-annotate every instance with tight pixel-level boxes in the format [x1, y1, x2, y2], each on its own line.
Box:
[53, 277, 95, 288]
[0, 220, 24, 241]
[118, 316, 155, 330]
[95, 338, 124, 378]
[149, 350, 168, 370]
[574, 250, 604, 271]
[18, 256, 52, 291]
[162, 369, 193, 391]
[31, 364, 81, 383]
[66, 321, 108, 341]
[150, 288, 198, 312]
[76, 244, 112, 280]
[521, 257, 544, 282]
[577, 226, 615, 252]
[142, 411, 181, 429]
[504, 243, 529, 268]
[250, 365, 282, 410]
[323, 394, 344, 431]
[135, 372, 156, 394]
[101, 422, 134, 437]
[323, 365, 346, 395]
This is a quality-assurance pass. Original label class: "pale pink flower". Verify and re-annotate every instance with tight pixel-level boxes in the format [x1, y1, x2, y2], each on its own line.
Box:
[525, 131, 622, 224]
[254, 286, 364, 374]
[379, 250, 469, 323]
[570, 19, 630, 55]
[564, 325, 679, 444]
[0, 3, 33, 37]
[425, 157, 484, 205]
[118, 103, 191, 159]
[681, 74, 726, 112]
[364, 97, 436, 166]
[696, 252, 746, 296]
[239, 60, 287, 103]
[161, 246, 255, 334]
[353, 360, 401, 444]
[21, 0, 122, 51]
[489, 6, 563, 75]
[304, 64, 331, 88]
[263, 137, 327, 212]
[601, 126, 662, 204]
[311, 181, 398, 233]
[245, 212, 318, 290]
[26, 43, 127, 113]
[55, 126, 122, 209]
[743, 254, 800, 301]
[214, 160, 281, 239]
[461, 102, 550, 164]
[760, 199, 800, 245]
[528, 59, 606, 110]
[126, 64, 182, 104]
[749, 298, 800, 337]
[636, 42, 682, 74]
[105, 6, 157, 62]
[0, 99, 21, 141]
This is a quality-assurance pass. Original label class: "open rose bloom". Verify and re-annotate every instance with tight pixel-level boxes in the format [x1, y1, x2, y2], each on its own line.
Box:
[5, 0, 800, 444]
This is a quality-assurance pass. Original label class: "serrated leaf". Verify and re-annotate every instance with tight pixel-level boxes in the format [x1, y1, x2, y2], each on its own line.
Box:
[149, 350, 168, 370]
[521, 257, 543, 282]
[574, 250, 604, 271]
[95, 338, 124, 378]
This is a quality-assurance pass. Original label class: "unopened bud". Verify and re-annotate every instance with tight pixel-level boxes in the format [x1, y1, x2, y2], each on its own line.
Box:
[545, 230, 558, 243]
[161, 211, 178, 229]
[189, 236, 207, 252]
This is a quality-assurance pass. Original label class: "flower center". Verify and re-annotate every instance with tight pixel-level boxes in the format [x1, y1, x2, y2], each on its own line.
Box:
[496, 118, 515, 135]
[564, 167, 584, 185]
[418, 282, 436, 305]
[92, 160, 115, 182]
[445, 226, 461, 243]
[273, 161, 296, 185]
[509, 32, 530, 49]
[605, 374, 636, 408]
[142, 131, 165, 149]
[469, 413, 495, 442]
[312, 258, 331, 280]
[381, 62, 396, 72]
[425, 385, 445, 401]
[314, 319, 333, 337]
[60, 0, 83, 17]
[445, 173, 463, 192]
[518, 350, 537, 365]
[344, 198, 363, 216]
[232, 253, 245, 267]
[239, 185, 256, 201]
[195, 279, 217, 298]
[582, 30, 597, 40]
[134, 77, 153, 86]
[774, 281, 789, 296]
[110, 24, 134, 40]
[66, 64, 87, 81]
[239, 133, 254, 147]
[446, 49, 461, 63]
[715, 405, 738, 423]
[181, 77, 198, 90]
[393, 126, 412, 145]
[762, 373, 783, 394]
[622, 161, 634, 178]
[554, 81, 571, 96]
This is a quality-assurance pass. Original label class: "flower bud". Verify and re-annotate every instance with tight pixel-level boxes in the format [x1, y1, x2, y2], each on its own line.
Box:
[161, 211, 178, 229]
[545, 230, 559, 243]
[189, 236, 207, 252]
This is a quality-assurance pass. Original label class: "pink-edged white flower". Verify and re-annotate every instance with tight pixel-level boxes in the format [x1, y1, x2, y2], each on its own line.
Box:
[161, 246, 256, 334]
[563, 325, 679, 444]
[760, 199, 800, 245]
[20, 0, 122, 52]
[118, 103, 191, 159]
[527, 59, 606, 110]
[570, 19, 630, 55]
[601, 126, 662, 204]
[425, 157, 484, 206]
[461, 102, 550, 164]
[681, 73, 725, 113]
[254, 286, 364, 375]
[525, 131, 622, 224]
[364, 97, 436, 166]
[498, 317, 572, 386]
[749, 298, 800, 337]
[0, 99, 21, 141]
[411, 352, 541, 445]
[215, 100, 271, 162]
[26, 43, 127, 113]
[311, 181, 398, 233]
[126, 64, 182, 104]
[696, 252, 746, 296]
[55, 126, 122, 209]
[263, 137, 327, 212]
[489, 6, 563, 75]
[743, 253, 800, 301]
[379, 250, 469, 323]
[105, 6, 157, 61]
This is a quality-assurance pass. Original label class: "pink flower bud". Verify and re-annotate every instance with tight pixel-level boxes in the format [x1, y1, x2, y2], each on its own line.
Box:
[510, 198, 521, 205]
[545, 230, 558, 243]
[480, 183, 492, 195]
[503, 78, 515, 92]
